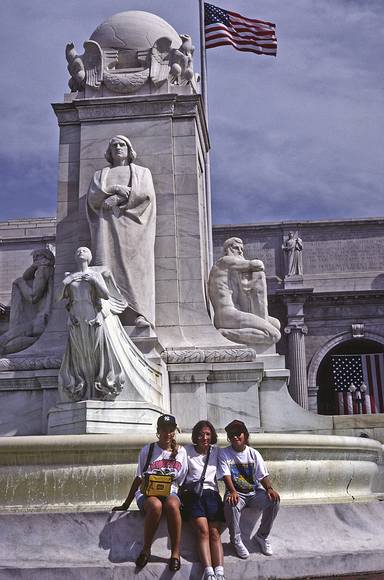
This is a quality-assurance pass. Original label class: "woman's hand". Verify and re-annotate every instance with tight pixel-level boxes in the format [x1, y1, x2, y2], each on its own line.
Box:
[266, 488, 280, 503]
[112, 503, 130, 512]
[225, 490, 239, 505]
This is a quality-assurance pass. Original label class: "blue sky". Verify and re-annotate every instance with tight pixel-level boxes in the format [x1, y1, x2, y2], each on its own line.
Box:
[1, 0, 383, 224]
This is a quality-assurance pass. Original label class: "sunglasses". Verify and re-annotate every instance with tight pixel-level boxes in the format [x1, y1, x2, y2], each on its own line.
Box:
[228, 431, 244, 438]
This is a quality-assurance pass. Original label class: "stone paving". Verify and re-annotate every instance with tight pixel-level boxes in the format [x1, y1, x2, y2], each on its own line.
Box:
[1, 502, 384, 579]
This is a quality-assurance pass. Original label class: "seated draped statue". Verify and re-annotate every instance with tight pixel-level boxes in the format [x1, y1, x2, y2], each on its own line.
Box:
[0, 248, 55, 355]
[58, 247, 162, 404]
[208, 237, 281, 347]
[86, 135, 156, 329]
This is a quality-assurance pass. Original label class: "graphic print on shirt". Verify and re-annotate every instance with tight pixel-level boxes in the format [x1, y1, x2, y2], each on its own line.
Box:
[146, 458, 182, 479]
[230, 461, 255, 493]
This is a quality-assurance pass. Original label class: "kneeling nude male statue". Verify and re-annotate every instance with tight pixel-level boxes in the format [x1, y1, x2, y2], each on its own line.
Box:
[208, 238, 281, 347]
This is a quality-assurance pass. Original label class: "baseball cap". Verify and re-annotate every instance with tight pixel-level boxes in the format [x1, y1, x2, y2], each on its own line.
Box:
[225, 419, 249, 436]
[157, 414, 178, 430]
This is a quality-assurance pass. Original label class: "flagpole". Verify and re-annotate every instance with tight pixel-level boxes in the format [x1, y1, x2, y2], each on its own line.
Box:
[199, 0, 209, 121]
[198, 0, 213, 268]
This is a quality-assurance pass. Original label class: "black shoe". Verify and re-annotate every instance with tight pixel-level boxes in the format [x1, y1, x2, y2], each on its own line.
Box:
[169, 557, 181, 571]
[135, 551, 150, 568]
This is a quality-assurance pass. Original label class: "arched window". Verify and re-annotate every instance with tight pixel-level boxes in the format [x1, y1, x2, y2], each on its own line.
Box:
[316, 339, 384, 415]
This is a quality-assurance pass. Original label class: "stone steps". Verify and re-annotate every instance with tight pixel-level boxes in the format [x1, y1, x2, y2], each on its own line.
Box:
[1, 502, 384, 579]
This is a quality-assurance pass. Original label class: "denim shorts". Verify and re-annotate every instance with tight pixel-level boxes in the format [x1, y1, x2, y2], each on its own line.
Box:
[136, 492, 180, 513]
[180, 489, 225, 522]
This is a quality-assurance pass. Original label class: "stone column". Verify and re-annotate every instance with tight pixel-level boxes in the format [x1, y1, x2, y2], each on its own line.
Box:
[278, 287, 313, 410]
[284, 322, 309, 409]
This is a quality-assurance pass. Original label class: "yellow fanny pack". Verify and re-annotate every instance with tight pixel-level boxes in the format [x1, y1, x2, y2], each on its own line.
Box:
[141, 474, 173, 497]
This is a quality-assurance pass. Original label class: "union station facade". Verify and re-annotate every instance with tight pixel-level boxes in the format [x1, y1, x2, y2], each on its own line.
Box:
[1, 215, 384, 417]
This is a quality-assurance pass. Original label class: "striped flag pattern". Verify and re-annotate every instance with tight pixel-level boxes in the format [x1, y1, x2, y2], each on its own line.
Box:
[332, 354, 384, 415]
[204, 2, 277, 56]
[362, 354, 384, 414]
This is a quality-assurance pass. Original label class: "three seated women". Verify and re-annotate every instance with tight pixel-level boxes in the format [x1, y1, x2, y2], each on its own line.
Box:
[113, 415, 280, 580]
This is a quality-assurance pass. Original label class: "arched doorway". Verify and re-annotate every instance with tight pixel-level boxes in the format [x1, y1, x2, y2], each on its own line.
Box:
[316, 339, 384, 415]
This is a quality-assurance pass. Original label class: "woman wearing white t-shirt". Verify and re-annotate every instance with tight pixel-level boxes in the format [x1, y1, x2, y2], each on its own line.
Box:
[113, 414, 187, 572]
[182, 420, 225, 580]
[217, 419, 280, 559]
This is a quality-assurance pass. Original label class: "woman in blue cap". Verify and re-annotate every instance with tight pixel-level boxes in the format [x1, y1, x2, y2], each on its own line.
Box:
[113, 414, 187, 571]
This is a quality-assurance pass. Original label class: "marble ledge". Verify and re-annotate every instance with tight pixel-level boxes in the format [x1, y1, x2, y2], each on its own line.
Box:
[79, 117, 172, 141]
[79, 135, 173, 160]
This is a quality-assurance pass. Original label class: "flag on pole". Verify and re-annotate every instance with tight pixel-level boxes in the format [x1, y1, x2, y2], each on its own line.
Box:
[204, 2, 277, 56]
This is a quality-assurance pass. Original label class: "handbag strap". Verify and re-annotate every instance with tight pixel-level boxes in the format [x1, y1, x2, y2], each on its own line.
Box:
[199, 444, 211, 485]
[143, 442, 155, 474]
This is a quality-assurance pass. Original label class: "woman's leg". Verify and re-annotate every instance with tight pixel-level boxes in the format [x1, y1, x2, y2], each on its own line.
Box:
[192, 517, 212, 567]
[142, 496, 163, 554]
[164, 495, 182, 558]
[208, 522, 223, 568]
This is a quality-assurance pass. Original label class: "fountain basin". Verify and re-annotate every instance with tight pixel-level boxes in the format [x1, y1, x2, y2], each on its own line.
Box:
[0, 433, 382, 512]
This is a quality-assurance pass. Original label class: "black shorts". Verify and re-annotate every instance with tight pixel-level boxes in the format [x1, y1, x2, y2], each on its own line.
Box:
[181, 489, 225, 522]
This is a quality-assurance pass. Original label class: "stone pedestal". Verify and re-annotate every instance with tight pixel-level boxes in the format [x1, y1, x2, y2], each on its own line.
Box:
[169, 360, 263, 432]
[50, 93, 230, 353]
[47, 400, 164, 434]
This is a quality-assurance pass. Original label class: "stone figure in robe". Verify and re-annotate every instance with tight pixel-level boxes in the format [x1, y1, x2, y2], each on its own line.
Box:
[208, 238, 281, 347]
[86, 135, 156, 328]
[0, 248, 55, 355]
[282, 231, 303, 277]
[58, 247, 162, 405]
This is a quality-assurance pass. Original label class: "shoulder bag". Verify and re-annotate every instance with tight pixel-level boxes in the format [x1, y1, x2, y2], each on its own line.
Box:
[179, 445, 211, 498]
[140, 442, 173, 497]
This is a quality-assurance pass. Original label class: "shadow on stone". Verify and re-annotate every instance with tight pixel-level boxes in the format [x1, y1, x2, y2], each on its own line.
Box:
[99, 511, 143, 563]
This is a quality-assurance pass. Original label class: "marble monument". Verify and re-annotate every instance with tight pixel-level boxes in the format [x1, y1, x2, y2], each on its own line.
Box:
[208, 237, 281, 347]
[87, 135, 156, 328]
[0, 248, 55, 356]
[282, 230, 303, 277]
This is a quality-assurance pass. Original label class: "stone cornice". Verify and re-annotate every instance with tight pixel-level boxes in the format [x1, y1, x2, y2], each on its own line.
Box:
[213, 216, 384, 232]
[52, 93, 210, 154]
[270, 289, 384, 305]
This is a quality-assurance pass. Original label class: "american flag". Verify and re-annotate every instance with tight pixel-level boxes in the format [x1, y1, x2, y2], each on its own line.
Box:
[331, 354, 384, 415]
[204, 2, 277, 56]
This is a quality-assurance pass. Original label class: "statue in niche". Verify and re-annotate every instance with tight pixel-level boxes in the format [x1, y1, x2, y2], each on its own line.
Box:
[0, 248, 55, 355]
[208, 238, 281, 347]
[86, 135, 156, 328]
[282, 231, 303, 277]
[58, 247, 160, 403]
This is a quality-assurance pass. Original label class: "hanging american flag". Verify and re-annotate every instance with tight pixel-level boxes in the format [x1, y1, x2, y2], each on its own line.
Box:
[204, 2, 277, 56]
[331, 353, 384, 415]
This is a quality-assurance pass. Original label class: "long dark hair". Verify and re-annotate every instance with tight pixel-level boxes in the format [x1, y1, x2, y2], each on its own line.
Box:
[157, 426, 179, 460]
[192, 420, 218, 445]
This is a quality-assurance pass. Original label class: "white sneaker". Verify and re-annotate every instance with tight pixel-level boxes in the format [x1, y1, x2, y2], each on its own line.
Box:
[216, 575, 226, 580]
[205, 575, 216, 580]
[255, 533, 273, 556]
[232, 537, 249, 559]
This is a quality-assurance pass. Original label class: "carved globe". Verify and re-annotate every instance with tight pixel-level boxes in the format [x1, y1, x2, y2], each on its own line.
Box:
[90, 11, 181, 50]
